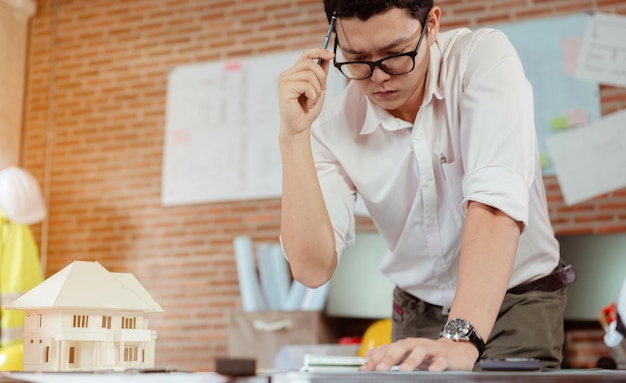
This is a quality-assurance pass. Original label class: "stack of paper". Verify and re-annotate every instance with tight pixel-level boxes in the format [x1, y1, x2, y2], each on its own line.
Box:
[301, 354, 368, 372]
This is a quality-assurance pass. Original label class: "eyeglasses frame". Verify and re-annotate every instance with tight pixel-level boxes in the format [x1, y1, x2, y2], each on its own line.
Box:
[332, 16, 429, 80]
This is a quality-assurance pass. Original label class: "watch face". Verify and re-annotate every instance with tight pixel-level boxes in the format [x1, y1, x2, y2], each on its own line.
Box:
[441, 318, 486, 356]
[444, 318, 470, 340]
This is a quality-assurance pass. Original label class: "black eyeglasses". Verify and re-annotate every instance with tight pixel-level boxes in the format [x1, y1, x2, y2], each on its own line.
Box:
[333, 20, 428, 80]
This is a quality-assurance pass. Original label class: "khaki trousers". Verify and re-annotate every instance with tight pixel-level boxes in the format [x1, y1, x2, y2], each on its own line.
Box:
[391, 286, 568, 369]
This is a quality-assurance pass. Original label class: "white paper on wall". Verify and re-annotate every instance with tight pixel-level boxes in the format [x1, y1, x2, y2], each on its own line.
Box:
[546, 109, 626, 205]
[161, 52, 346, 206]
[575, 12, 626, 88]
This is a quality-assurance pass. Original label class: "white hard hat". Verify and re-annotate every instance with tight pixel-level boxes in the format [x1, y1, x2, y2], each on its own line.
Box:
[0, 166, 47, 224]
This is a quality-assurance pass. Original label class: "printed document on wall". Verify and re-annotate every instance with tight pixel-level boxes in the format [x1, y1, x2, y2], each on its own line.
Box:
[495, 13, 602, 176]
[161, 52, 346, 206]
[545, 109, 626, 206]
[575, 13, 626, 88]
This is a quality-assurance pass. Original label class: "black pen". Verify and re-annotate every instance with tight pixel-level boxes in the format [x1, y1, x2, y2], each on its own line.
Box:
[317, 11, 337, 65]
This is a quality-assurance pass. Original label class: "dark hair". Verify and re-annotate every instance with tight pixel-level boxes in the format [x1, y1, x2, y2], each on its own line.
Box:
[323, 0, 433, 23]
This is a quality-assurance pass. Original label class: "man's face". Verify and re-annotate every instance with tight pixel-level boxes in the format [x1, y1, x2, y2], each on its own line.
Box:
[334, 7, 437, 121]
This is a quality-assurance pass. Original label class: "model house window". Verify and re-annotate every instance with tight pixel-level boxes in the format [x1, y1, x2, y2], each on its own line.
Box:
[72, 315, 88, 328]
[101, 316, 111, 329]
[37, 314, 42, 327]
[43, 346, 49, 363]
[121, 316, 136, 329]
[123, 346, 138, 362]
[69, 347, 76, 364]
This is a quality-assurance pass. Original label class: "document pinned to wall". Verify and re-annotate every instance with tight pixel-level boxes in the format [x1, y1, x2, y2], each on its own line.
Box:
[575, 12, 626, 88]
[495, 13, 602, 175]
[545, 109, 626, 206]
[161, 52, 346, 206]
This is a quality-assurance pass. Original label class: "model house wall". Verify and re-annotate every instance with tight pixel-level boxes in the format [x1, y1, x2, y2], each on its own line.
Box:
[7, 261, 163, 371]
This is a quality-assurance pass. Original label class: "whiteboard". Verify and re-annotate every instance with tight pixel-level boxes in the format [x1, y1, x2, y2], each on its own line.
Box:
[161, 51, 346, 206]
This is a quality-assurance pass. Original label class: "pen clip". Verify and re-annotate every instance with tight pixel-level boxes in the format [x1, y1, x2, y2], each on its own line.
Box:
[440, 153, 447, 181]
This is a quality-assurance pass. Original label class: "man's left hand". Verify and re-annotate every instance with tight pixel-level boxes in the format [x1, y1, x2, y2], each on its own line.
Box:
[359, 337, 479, 372]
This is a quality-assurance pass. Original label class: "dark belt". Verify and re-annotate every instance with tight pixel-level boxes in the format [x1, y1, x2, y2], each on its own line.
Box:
[507, 264, 577, 295]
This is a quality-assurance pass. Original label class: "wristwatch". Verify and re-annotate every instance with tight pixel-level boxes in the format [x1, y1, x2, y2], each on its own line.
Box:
[440, 318, 486, 357]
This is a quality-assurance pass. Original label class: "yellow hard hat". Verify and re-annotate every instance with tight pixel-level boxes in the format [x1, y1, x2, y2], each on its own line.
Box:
[358, 318, 392, 357]
[0, 343, 23, 371]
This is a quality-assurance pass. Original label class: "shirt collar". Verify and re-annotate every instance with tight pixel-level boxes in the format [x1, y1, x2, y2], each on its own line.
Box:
[359, 41, 445, 136]
[360, 96, 407, 135]
[423, 38, 445, 105]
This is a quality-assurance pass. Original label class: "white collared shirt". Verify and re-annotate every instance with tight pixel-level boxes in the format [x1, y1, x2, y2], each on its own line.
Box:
[311, 28, 559, 308]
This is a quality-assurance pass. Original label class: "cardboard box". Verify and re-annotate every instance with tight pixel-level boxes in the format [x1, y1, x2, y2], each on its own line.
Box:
[227, 310, 339, 369]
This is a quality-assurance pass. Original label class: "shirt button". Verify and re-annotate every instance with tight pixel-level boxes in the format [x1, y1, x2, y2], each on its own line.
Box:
[413, 133, 421, 140]
[423, 180, 431, 187]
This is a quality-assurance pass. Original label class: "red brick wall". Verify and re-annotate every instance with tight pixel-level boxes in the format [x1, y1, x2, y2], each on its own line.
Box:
[565, 327, 610, 368]
[21, 0, 626, 371]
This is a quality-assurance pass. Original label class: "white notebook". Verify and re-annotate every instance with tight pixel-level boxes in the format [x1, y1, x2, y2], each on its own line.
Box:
[301, 354, 368, 372]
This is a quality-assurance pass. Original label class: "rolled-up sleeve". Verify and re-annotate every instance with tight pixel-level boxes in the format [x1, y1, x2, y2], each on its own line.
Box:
[458, 30, 536, 230]
[311, 124, 357, 259]
[462, 165, 530, 224]
[322, 193, 355, 258]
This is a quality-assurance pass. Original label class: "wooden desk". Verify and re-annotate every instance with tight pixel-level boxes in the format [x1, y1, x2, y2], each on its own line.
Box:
[6, 370, 626, 382]
[270, 370, 626, 382]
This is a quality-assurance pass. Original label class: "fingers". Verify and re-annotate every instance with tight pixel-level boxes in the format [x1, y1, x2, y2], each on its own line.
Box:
[427, 357, 448, 372]
[278, 49, 334, 113]
[282, 48, 335, 89]
[397, 345, 431, 371]
[359, 338, 477, 372]
[302, 47, 336, 70]
[277, 48, 335, 135]
[279, 70, 317, 98]
[314, 49, 336, 75]
[360, 340, 414, 371]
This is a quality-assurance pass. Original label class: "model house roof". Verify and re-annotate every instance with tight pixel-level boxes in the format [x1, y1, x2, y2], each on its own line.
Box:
[7, 261, 163, 312]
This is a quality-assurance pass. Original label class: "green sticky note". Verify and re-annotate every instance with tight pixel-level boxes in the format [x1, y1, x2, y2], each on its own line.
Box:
[551, 116, 570, 130]
[540, 153, 550, 169]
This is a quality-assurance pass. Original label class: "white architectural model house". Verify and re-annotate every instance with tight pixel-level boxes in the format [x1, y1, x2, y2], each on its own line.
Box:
[6, 261, 163, 371]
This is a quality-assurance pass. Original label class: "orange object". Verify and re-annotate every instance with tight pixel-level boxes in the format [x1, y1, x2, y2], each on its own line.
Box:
[599, 302, 618, 330]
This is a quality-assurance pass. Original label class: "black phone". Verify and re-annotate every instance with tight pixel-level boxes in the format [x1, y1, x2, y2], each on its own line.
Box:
[479, 357, 542, 371]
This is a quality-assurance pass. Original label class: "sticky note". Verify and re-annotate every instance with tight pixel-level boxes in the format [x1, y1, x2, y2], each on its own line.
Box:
[566, 108, 589, 127]
[540, 153, 550, 169]
[551, 116, 570, 131]
[562, 37, 582, 76]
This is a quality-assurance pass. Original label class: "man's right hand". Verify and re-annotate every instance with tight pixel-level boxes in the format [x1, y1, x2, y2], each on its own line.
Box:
[278, 48, 335, 137]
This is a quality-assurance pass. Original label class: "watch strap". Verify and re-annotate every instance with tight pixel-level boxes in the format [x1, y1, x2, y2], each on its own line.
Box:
[466, 325, 486, 357]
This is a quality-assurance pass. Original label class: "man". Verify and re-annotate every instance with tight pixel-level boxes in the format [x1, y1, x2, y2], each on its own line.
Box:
[278, 0, 574, 371]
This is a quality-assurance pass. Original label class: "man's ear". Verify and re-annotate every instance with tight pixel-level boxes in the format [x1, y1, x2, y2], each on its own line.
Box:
[426, 6, 441, 46]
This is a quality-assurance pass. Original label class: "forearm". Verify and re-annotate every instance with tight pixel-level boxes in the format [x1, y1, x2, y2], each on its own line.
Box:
[448, 201, 522, 343]
[279, 132, 336, 287]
